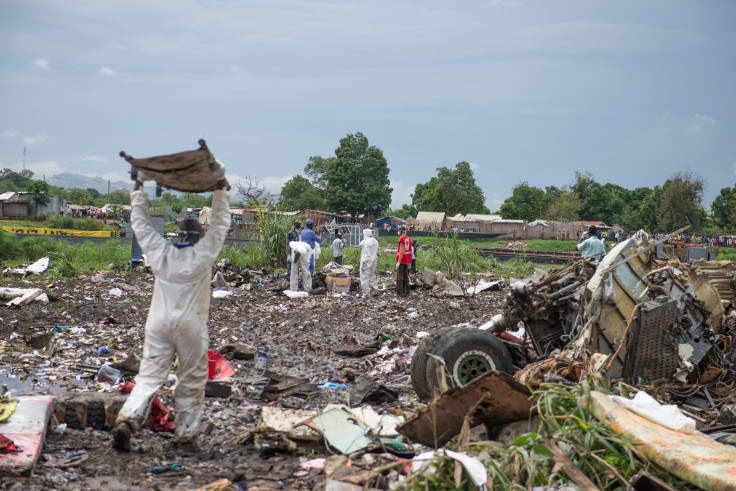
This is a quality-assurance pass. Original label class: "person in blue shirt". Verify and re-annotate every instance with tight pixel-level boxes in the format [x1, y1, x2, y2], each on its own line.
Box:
[576, 225, 606, 264]
[300, 218, 322, 275]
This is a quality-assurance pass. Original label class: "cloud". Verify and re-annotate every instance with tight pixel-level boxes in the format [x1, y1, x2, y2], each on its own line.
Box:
[78, 154, 107, 163]
[99, 67, 117, 76]
[390, 180, 415, 209]
[485, 0, 522, 6]
[230, 66, 241, 73]
[27, 160, 64, 177]
[33, 58, 49, 69]
[21, 134, 48, 145]
[490, 191, 505, 212]
[469, 162, 480, 169]
[690, 113, 716, 132]
[1, 130, 19, 138]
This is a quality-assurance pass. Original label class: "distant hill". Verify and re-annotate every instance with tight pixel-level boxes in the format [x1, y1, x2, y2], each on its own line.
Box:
[47, 173, 137, 194]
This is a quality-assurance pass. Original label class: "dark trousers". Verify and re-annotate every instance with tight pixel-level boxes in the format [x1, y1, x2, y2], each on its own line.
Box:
[397, 263, 410, 284]
[411, 259, 416, 274]
[334, 255, 343, 265]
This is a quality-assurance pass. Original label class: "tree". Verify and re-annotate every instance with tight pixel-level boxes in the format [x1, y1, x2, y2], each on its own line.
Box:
[412, 162, 489, 216]
[390, 204, 418, 220]
[69, 188, 93, 205]
[304, 156, 334, 190]
[86, 188, 101, 199]
[711, 184, 736, 231]
[170, 197, 184, 216]
[0, 168, 34, 192]
[279, 175, 327, 210]
[499, 182, 546, 222]
[325, 132, 392, 218]
[659, 171, 706, 231]
[544, 189, 581, 222]
[105, 190, 131, 205]
[26, 179, 50, 216]
[581, 183, 627, 224]
[182, 192, 212, 209]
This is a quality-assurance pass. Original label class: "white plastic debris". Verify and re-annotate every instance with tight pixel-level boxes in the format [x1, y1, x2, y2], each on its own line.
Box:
[212, 290, 233, 298]
[109, 288, 123, 297]
[609, 390, 697, 433]
[411, 449, 488, 490]
[284, 290, 308, 299]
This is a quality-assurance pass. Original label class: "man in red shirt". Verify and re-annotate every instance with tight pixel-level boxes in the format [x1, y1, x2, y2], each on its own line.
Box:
[396, 227, 413, 297]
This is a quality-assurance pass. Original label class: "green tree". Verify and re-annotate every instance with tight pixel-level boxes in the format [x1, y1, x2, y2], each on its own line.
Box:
[390, 203, 418, 220]
[86, 188, 101, 199]
[279, 175, 327, 210]
[304, 156, 334, 190]
[181, 192, 212, 209]
[69, 188, 93, 205]
[581, 183, 627, 224]
[659, 171, 706, 231]
[0, 168, 34, 192]
[544, 189, 581, 222]
[170, 197, 184, 216]
[412, 162, 489, 216]
[325, 132, 392, 218]
[711, 184, 736, 231]
[499, 182, 546, 222]
[105, 190, 131, 205]
[26, 179, 50, 216]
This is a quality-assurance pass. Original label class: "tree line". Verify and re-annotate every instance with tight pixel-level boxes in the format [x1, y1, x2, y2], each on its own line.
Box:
[0, 168, 213, 217]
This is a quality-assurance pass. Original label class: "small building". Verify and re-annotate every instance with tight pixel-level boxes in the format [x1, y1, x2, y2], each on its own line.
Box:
[0, 191, 28, 218]
[376, 216, 406, 230]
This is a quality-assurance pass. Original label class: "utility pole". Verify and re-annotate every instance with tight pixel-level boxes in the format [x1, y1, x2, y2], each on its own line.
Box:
[23, 147, 26, 171]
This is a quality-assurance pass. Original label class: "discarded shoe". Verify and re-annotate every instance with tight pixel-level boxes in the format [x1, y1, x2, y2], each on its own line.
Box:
[112, 422, 132, 452]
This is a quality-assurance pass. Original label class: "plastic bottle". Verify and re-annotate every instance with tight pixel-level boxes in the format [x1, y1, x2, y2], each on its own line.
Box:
[96, 365, 122, 383]
[254, 346, 270, 372]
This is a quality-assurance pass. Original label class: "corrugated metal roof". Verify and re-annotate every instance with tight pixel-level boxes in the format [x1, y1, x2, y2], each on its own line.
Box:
[465, 214, 502, 222]
[415, 211, 446, 222]
[0, 192, 17, 201]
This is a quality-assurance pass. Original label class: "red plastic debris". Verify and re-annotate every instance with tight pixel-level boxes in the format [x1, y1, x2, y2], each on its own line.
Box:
[0, 434, 18, 453]
[208, 350, 236, 379]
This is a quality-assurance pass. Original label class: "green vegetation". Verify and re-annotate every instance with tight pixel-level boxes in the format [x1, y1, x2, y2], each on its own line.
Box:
[403, 379, 686, 490]
[8, 215, 114, 231]
[0, 229, 130, 277]
[717, 248, 736, 262]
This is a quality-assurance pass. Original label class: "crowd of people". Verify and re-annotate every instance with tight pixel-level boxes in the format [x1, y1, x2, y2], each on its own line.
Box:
[652, 233, 736, 247]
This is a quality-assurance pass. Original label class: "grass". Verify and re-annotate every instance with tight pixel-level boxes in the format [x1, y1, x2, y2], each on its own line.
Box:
[0, 229, 131, 278]
[2, 215, 115, 232]
[717, 248, 736, 262]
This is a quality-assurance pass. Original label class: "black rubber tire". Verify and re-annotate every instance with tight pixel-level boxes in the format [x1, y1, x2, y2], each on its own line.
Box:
[425, 328, 514, 398]
[410, 327, 458, 400]
[87, 399, 107, 430]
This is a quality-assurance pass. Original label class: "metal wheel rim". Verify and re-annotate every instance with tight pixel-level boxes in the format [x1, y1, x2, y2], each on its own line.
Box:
[453, 350, 496, 386]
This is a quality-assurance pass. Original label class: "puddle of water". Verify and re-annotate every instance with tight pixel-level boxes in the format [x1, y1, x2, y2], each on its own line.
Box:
[0, 371, 89, 396]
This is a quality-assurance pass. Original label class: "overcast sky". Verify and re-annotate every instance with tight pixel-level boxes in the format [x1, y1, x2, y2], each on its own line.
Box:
[1, 0, 734, 210]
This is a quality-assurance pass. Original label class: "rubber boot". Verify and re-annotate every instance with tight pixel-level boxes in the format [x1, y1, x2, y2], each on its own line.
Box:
[404, 281, 410, 296]
[396, 280, 404, 297]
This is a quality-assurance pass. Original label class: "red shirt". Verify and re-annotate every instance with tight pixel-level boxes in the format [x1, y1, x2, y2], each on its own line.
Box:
[397, 234, 413, 264]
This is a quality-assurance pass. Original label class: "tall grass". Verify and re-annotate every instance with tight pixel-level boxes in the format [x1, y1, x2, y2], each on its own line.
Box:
[9, 215, 113, 231]
[0, 229, 130, 277]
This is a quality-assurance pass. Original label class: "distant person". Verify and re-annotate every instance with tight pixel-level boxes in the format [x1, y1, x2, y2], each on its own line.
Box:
[286, 221, 301, 277]
[331, 232, 344, 266]
[396, 227, 412, 296]
[410, 239, 418, 274]
[300, 219, 322, 275]
[359, 229, 379, 297]
[577, 225, 606, 264]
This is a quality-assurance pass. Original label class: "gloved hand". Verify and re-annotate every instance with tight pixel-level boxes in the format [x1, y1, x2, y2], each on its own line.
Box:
[396, 261, 400, 269]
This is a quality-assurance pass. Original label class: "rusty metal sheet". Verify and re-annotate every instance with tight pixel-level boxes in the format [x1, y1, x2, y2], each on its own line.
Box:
[397, 371, 532, 448]
[587, 391, 736, 490]
[120, 139, 225, 193]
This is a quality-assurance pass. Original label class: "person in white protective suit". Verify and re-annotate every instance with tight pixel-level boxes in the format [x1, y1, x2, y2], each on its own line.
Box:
[112, 177, 231, 452]
[289, 240, 314, 291]
[359, 228, 379, 296]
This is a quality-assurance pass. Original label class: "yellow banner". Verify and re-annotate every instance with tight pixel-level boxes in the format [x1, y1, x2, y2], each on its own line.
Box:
[1, 226, 121, 238]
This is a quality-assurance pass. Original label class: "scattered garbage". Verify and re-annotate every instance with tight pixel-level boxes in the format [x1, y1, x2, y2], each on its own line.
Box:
[207, 350, 236, 379]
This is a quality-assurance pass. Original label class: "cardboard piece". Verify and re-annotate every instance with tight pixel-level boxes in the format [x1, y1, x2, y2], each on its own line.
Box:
[0, 396, 54, 476]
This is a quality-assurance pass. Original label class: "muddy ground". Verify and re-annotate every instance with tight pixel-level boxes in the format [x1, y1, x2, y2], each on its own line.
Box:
[0, 269, 507, 490]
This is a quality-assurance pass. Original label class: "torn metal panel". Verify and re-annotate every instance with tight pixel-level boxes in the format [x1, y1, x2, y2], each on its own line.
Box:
[587, 391, 736, 490]
[623, 298, 680, 383]
[397, 371, 532, 448]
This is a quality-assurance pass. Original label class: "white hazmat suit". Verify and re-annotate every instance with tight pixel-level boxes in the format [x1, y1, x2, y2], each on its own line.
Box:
[359, 229, 379, 296]
[289, 240, 313, 291]
[115, 188, 230, 443]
